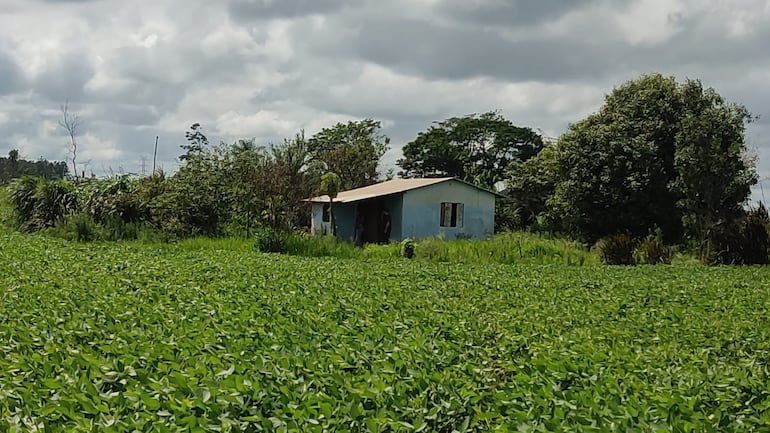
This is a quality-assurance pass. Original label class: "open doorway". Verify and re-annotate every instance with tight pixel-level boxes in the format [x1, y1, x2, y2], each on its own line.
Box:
[355, 200, 389, 244]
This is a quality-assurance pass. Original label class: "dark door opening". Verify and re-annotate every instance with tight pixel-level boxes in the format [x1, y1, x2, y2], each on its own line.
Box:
[356, 200, 388, 244]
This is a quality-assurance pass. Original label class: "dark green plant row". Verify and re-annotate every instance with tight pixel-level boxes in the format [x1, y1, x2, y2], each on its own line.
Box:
[2, 232, 770, 431]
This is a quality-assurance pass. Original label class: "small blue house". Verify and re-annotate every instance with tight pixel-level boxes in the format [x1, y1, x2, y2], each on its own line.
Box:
[306, 178, 499, 243]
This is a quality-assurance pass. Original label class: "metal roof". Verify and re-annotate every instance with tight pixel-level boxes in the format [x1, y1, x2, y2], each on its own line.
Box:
[306, 177, 454, 203]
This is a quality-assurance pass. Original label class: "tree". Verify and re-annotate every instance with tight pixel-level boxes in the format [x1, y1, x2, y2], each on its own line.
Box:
[320, 172, 341, 236]
[156, 123, 232, 237]
[672, 80, 757, 239]
[59, 102, 80, 180]
[398, 111, 543, 189]
[547, 73, 756, 242]
[181, 123, 209, 162]
[308, 119, 389, 190]
[503, 141, 560, 229]
[270, 131, 320, 228]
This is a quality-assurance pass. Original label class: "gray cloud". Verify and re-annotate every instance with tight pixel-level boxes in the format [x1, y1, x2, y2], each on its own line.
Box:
[33, 49, 95, 102]
[313, 16, 616, 82]
[228, 0, 353, 20]
[0, 0, 768, 181]
[435, 0, 602, 27]
[0, 52, 23, 95]
[304, 5, 770, 85]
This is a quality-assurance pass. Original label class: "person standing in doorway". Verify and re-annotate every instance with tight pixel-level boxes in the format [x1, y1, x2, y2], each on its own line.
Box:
[354, 205, 365, 248]
[381, 208, 391, 244]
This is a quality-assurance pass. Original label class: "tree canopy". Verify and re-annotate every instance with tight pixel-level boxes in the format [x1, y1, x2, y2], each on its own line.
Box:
[535, 73, 756, 242]
[308, 119, 389, 191]
[398, 111, 543, 189]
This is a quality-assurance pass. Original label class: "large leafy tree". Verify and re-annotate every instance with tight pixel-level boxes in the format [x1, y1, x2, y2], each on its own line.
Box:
[397, 111, 543, 189]
[672, 80, 757, 238]
[502, 142, 560, 229]
[308, 119, 389, 190]
[547, 74, 756, 242]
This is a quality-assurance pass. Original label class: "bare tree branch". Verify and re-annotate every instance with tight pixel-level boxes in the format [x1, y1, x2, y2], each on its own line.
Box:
[59, 101, 80, 180]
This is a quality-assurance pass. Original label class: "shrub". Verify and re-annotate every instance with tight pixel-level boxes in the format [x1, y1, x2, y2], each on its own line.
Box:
[73, 215, 97, 242]
[9, 177, 77, 230]
[8, 176, 38, 226]
[703, 205, 770, 265]
[254, 227, 289, 253]
[597, 233, 637, 265]
[635, 231, 673, 264]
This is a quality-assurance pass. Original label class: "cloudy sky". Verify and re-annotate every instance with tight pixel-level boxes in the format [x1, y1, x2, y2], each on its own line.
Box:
[1, 0, 769, 194]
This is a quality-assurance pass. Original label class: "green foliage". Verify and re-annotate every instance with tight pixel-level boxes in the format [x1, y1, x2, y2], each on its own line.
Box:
[548, 74, 756, 242]
[308, 119, 389, 190]
[71, 214, 97, 242]
[3, 232, 770, 431]
[77, 177, 146, 223]
[180, 122, 209, 161]
[597, 233, 638, 265]
[281, 232, 596, 266]
[702, 205, 770, 265]
[0, 187, 12, 227]
[635, 231, 673, 265]
[0, 149, 68, 183]
[503, 142, 559, 230]
[8, 176, 77, 230]
[398, 111, 543, 190]
[319, 172, 342, 237]
[285, 232, 360, 259]
[672, 81, 758, 238]
[254, 227, 289, 253]
[319, 172, 341, 199]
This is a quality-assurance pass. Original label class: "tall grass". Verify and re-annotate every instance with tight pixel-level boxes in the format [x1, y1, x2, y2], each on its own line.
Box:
[167, 229, 596, 266]
[277, 231, 597, 265]
[43, 215, 163, 243]
[0, 187, 12, 228]
[411, 232, 597, 265]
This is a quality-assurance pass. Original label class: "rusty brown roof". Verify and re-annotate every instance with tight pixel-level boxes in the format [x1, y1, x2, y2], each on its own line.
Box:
[305, 177, 455, 203]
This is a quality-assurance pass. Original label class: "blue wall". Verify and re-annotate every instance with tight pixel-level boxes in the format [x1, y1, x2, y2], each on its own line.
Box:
[310, 180, 495, 241]
[311, 198, 400, 242]
[400, 180, 495, 240]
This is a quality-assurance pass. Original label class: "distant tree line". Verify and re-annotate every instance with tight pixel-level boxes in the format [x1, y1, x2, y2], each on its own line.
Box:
[0, 149, 68, 183]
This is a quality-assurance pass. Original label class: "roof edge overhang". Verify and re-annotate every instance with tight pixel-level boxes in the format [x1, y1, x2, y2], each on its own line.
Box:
[304, 177, 504, 203]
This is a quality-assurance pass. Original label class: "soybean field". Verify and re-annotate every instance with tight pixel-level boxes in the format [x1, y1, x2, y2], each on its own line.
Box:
[2, 233, 770, 432]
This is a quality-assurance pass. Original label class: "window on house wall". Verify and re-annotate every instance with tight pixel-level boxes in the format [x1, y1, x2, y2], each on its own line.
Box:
[440, 202, 464, 227]
[322, 203, 330, 222]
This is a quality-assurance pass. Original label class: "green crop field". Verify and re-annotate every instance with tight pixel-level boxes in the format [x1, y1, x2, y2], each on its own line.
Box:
[2, 232, 770, 432]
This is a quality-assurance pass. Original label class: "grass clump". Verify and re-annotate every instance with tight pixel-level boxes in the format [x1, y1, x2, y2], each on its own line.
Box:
[635, 231, 673, 264]
[703, 205, 770, 265]
[596, 233, 637, 265]
[254, 227, 290, 253]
